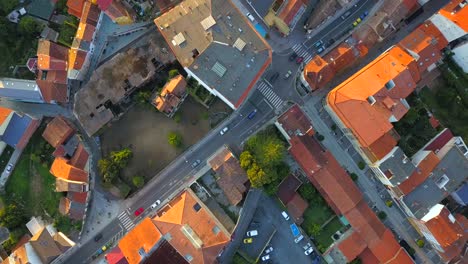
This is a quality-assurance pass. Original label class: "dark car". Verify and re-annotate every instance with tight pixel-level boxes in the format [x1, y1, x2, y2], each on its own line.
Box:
[269, 72, 279, 83]
[134, 207, 144, 216]
[191, 159, 201, 168]
[296, 57, 304, 64]
[94, 233, 103, 242]
[289, 53, 298, 61]
[247, 109, 257, 119]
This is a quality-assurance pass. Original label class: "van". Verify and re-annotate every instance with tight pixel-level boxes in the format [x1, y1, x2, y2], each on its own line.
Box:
[246, 230, 258, 237]
[246, 13, 255, 22]
[281, 211, 290, 220]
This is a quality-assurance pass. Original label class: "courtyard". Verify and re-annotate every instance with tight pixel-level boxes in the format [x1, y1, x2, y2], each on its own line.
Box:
[100, 98, 231, 185]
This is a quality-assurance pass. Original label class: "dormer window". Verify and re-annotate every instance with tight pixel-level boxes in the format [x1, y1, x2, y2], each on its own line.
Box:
[367, 96, 376, 105]
[435, 174, 449, 189]
[385, 79, 395, 90]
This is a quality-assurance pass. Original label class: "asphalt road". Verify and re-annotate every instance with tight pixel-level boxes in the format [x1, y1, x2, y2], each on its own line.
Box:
[64, 90, 276, 263]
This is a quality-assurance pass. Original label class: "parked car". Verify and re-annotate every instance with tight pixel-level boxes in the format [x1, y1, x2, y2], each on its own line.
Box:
[316, 46, 324, 54]
[247, 109, 257, 119]
[246, 13, 255, 22]
[261, 255, 270, 261]
[5, 163, 13, 173]
[243, 238, 253, 244]
[305, 246, 314, 255]
[296, 56, 304, 64]
[220, 127, 229, 135]
[282, 211, 290, 220]
[151, 200, 161, 209]
[289, 53, 298, 61]
[94, 233, 103, 242]
[269, 72, 280, 83]
[134, 207, 144, 216]
[294, 234, 304, 243]
[284, 70, 292, 79]
[360, 11, 369, 20]
[191, 159, 201, 168]
[313, 40, 324, 48]
[246, 230, 258, 237]
[341, 11, 351, 20]
[265, 246, 273, 254]
[302, 242, 311, 250]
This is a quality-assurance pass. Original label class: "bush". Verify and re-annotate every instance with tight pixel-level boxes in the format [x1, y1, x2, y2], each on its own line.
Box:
[331, 124, 337, 131]
[173, 112, 182, 123]
[132, 176, 145, 188]
[358, 161, 365, 170]
[167, 132, 183, 148]
[385, 200, 393, 207]
[168, 69, 179, 79]
[416, 239, 425, 248]
[316, 133, 325, 141]
[377, 211, 387, 220]
[349, 172, 358, 181]
[298, 183, 317, 202]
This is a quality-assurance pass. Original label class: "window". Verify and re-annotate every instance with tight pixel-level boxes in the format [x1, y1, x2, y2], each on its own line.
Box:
[385, 79, 395, 90]
[138, 248, 146, 257]
[185, 254, 193, 262]
[212, 226, 220, 235]
[193, 203, 201, 212]
[435, 174, 449, 189]
[367, 96, 376, 105]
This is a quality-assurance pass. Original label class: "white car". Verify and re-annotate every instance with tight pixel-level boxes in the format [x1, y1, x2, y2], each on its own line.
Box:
[246, 13, 255, 22]
[5, 164, 13, 173]
[261, 255, 270, 261]
[151, 200, 161, 209]
[294, 235, 304, 243]
[304, 246, 314, 255]
[246, 230, 258, 237]
[281, 211, 290, 220]
[264, 246, 273, 254]
[220, 127, 229, 135]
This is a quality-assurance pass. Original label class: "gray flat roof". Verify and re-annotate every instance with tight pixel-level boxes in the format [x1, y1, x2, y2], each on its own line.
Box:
[155, 0, 271, 108]
[379, 147, 416, 185]
[403, 146, 468, 219]
[248, 0, 275, 18]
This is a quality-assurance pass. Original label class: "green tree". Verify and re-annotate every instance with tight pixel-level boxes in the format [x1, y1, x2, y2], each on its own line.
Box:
[246, 162, 270, 188]
[0, 202, 26, 229]
[416, 239, 425, 248]
[136, 90, 152, 106]
[377, 211, 387, 220]
[132, 176, 145, 188]
[0, 0, 18, 15]
[309, 223, 321, 236]
[173, 112, 182, 123]
[167, 132, 182, 148]
[358, 161, 366, 170]
[239, 151, 254, 169]
[298, 183, 316, 202]
[168, 69, 179, 79]
[19, 16, 39, 35]
[349, 172, 358, 181]
[98, 158, 118, 183]
[110, 148, 133, 168]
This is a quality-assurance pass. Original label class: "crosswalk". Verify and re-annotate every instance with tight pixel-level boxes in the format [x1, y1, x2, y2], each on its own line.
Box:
[292, 44, 314, 64]
[257, 82, 283, 109]
[118, 212, 135, 231]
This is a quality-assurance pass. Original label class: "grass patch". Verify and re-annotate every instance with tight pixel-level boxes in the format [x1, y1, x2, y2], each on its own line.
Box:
[56, 17, 79, 47]
[232, 252, 253, 264]
[0, 145, 14, 172]
[315, 217, 343, 250]
[302, 205, 333, 226]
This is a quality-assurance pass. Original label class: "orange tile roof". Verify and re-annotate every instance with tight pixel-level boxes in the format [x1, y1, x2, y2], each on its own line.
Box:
[289, 135, 327, 177]
[278, 0, 307, 25]
[119, 218, 162, 264]
[153, 75, 187, 113]
[424, 207, 466, 251]
[68, 48, 88, 71]
[152, 190, 230, 264]
[277, 104, 314, 136]
[398, 151, 440, 195]
[439, 0, 468, 32]
[50, 157, 88, 183]
[325, 43, 357, 73]
[337, 231, 368, 261]
[67, 0, 86, 18]
[327, 46, 420, 161]
[0, 107, 12, 125]
[303, 55, 335, 91]
[42, 116, 75, 148]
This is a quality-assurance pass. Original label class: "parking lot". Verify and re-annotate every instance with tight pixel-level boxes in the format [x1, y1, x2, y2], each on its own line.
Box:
[239, 193, 320, 263]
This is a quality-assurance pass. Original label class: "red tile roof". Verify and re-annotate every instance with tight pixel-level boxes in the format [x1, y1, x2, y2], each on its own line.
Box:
[36, 70, 68, 103]
[37, 39, 69, 71]
[97, 0, 114, 11]
[277, 104, 314, 137]
[303, 55, 335, 91]
[69, 143, 89, 170]
[106, 247, 129, 264]
[67, 191, 88, 204]
[152, 190, 230, 264]
[337, 231, 368, 261]
[67, 0, 86, 18]
[423, 128, 454, 152]
[50, 157, 88, 183]
[53, 145, 66, 157]
[42, 116, 75, 148]
[278, 0, 307, 25]
[286, 193, 308, 224]
[277, 174, 302, 205]
[289, 135, 327, 177]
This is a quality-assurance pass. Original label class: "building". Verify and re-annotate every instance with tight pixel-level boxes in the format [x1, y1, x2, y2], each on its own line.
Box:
[429, 0, 468, 43]
[277, 105, 413, 263]
[42, 116, 75, 148]
[208, 145, 249, 205]
[36, 39, 69, 103]
[0, 78, 44, 103]
[68, 1, 101, 80]
[26, 0, 56, 22]
[152, 189, 231, 264]
[6, 223, 75, 264]
[67, 0, 86, 18]
[248, 0, 308, 36]
[97, 0, 134, 25]
[152, 75, 188, 118]
[452, 42, 468, 73]
[154, 0, 272, 109]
